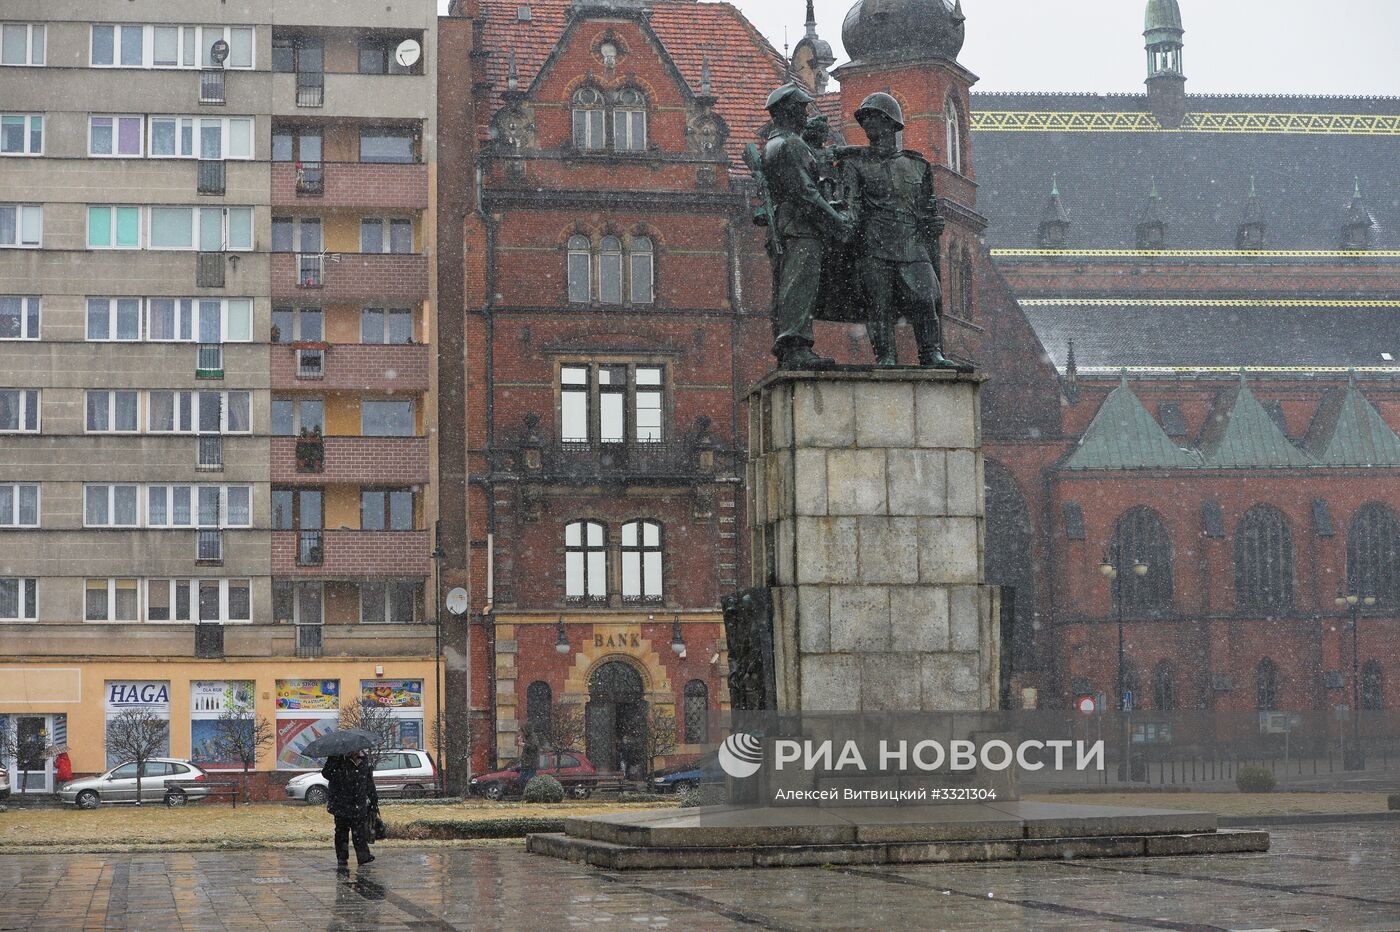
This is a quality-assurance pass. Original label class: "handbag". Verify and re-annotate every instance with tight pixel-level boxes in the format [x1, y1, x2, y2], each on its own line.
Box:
[372, 814, 387, 841]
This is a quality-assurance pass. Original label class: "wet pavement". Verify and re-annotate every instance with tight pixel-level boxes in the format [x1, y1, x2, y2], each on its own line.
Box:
[1, 823, 1398, 930]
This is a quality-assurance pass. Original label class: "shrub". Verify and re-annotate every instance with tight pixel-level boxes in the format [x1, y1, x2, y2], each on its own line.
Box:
[522, 774, 565, 803]
[1235, 764, 1276, 793]
[680, 784, 727, 808]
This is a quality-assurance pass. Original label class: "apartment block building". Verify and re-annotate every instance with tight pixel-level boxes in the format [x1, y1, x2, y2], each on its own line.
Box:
[0, 0, 442, 797]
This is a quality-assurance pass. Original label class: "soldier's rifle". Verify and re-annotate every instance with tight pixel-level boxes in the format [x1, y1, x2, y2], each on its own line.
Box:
[742, 142, 782, 258]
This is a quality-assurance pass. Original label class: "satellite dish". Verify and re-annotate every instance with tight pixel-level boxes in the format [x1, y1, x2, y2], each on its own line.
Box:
[395, 38, 422, 68]
[446, 587, 469, 616]
[210, 39, 230, 65]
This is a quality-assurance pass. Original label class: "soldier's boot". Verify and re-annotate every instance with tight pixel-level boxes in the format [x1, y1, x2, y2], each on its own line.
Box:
[915, 310, 971, 371]
[775, 341, 835, 371]
[868, 315, 898, 366]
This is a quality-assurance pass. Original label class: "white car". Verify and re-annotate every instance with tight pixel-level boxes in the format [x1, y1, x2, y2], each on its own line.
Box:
[285, 749, 436, 805]
[59, 759, 211, 808]
[0, 765, 9, 801]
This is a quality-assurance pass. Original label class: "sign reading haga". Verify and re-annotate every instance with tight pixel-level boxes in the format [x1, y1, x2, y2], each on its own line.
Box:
[105, 681, 171, 712]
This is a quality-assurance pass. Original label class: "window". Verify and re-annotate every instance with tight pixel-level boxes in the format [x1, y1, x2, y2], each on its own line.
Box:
[567, 236, 591, 304]
[360, 308, 414, 345]
[361, 489, 415, 531]
[1159, 402, 1187, 437]
[0, 389, 39, 432]
[148, 116, 254, 160]
[629, 237, 654, 305]
[271, 128, 322, 163]
[89, 116, 143, 157]
[0, 484, 38, 528]
[272, 37, 324, 74]
[959, 248, 974, 320]
[0, 578, 37, 621]
[358, 37, 421, 75]
[195, 579, 251, 624]
[1109, 508, 1173, 615]
[565, 520, 607, 602]
[1, 24, 45, 66]
[621, 520, 662, 603]
[1255, 658, 1278, 711]
[147, 485, 192, 527]
[564, 235, 656, 305]
[945, 97, 963, 174]
[271, 489, 322, 531]
[1347, 504, 1400, 606]
[0, 297, 39, 340]
[92, 25, 252, 70]
[613, 89, 647, 151]
[572, 87, 605, 150]
[1235, 505, 1295, 613]
[87, 206, 140, 249]
[271, 398, 324, 436]
[157, 206, 254, 251]
[360, 218, 413, 254]
[1362, 659, 1384, 711]
[271, 218, 321, 253]
[559, 364, 666, 444]
[85, 391, 140, 433]
[271, 306, 323, 342]
[86, 578, 139, 622]
[91, 24, 143, 67]
[148, 299, 194, 342]
[84, 485, 140, 527]
[144, 485, 249, 528]
[0, 204, 41, 247]
[526, 681, 552, 740]
[360, 580, 417, 624]
[362, 400, 415, 437]
[1152, 661, 1176, 711]
[0, 115, 41, 155]
[599, 236, 622, 305]
[683, 680, 708, 744]
[86, 298, 142, 341]
[359, 128, 415, 164]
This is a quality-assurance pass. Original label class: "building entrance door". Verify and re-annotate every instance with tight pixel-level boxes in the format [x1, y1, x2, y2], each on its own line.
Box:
[585, 661, 647, 778]
[14, 715, 52, 793]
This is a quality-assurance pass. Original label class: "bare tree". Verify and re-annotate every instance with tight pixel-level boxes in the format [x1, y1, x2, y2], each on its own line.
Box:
[642, 707, 678, 780]
[338, 701, 397, 764]
[104, 708, 169, 806]
[542, 702, 585, 754]
[213, 699, 275, 802]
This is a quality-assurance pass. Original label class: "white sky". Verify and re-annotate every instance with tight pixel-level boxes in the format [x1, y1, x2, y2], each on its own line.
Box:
[442, 1, 1400, 97]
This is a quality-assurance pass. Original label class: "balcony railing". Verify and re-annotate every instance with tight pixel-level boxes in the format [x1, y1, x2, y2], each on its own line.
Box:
[298, 529, 325, 566]
[295, 624, 323, 658]
[199, 68, 226, 105]
[297, 253, 323, 288]
[295, 161, 324, 196]
[197, 435, 223, 471]
[508, 440, 734, 482]
[296, 72, 324, 108]
[196, 344, 223, 379]
[196, 529, 223, 565]
[295, 347, 325, 379]
[197, 160, 226, 195]
[195, 624, 225, 659]
[295, 434, 324, 473]
[196, 252, 225, 288]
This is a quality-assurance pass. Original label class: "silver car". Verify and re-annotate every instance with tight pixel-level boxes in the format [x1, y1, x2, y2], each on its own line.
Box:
[60, 759, 211, 809]
[285, 749, 436, 805]
[0, 764, 9, 801]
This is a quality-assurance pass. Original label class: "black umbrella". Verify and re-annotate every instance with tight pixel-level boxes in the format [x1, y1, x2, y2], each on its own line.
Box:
[301, 728, 376, 758]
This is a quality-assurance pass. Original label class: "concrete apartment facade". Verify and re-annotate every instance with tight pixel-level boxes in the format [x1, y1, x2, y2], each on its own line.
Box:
[0, 0, 442, 797]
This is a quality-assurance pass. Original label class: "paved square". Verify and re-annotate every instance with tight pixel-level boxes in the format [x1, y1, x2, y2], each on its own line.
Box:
[1, 823, 1398, 930]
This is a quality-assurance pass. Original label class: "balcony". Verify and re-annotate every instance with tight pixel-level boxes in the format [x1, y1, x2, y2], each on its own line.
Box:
[271, 343, 429, 392]
[195, 624, 225, 659]
[271, 161, 428, 209]
[296, 72, 325, 108]
[505, 440, 736, 483]
[199, 69, 226, 105]
[197, 160, 227, 195]
[272, 529, 430, 576]
[196, 252, 226, 288]
[196, 435, 223, 471]
[196, 529, 224, 565]
[272, 72, 431, 121]
[196, 344, 223, 379]
[271, 436, 429, 484]
[271, 252, 428, 302]
[295, 624, 323, 658]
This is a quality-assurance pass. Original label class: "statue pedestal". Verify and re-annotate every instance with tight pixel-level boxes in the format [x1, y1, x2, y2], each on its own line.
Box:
[746, 368, 999, 713]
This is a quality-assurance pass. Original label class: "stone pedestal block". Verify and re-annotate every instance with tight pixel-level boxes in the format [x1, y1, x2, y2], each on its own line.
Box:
[748, 369, 999, 713]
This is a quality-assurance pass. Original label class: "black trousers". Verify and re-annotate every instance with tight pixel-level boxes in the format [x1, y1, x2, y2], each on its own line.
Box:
[334, 815, 372, 864]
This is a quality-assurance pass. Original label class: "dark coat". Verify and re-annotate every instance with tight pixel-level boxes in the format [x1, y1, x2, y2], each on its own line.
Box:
[322, 754, 378, 820]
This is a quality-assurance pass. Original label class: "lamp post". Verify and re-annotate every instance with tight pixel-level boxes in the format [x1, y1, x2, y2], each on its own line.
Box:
[555, 616, 571, 654]
[1333, 586, 1375, 771]
[1100, 545, 1148, 781]
[430, 532, 446, 794]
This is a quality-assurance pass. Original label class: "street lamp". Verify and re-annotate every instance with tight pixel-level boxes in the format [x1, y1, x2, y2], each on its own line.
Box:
[430, 533, 446, 794]
[555, 616, 571, 654]
[1333, 585, 1376, 771]
[670, 614, 686, 656]
[1100, 546, 1148, 781]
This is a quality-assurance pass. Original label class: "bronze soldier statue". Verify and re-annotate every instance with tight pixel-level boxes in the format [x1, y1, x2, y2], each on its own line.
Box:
[839, 93, 965, 370]
[759, 84, 852, 369]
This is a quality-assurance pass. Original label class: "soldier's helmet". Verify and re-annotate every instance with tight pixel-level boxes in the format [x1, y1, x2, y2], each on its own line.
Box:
[854, 92, 905, 130]
[765, 82, 816, 114]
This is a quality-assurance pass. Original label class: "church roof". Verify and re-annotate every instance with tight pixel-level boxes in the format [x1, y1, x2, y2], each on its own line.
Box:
[1199, 374, 1314, 468]
[475, 0, 790, 167]
[1305, 380, 1400, 467]
[971, 93, 1400, 251]
[1064, 376, 1199, 470]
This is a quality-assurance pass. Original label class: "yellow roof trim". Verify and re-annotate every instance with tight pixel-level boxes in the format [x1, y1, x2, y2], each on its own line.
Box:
[972, 111, 1400, 135]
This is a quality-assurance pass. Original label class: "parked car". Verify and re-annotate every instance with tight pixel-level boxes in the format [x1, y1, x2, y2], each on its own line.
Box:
[0, 765, 9, 801]
[285, 749, 437, 805]
[469, 750, 598, 800]
[59, 759, 210, 809]
[651, 751, 724, 796]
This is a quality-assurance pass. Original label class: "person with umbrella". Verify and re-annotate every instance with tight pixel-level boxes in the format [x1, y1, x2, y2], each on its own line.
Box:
[303, 728, 381, 867]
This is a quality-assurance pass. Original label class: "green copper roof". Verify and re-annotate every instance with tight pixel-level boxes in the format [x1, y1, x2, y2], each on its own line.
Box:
[1145, 0, 1184, 38]
[1200, 373, 1313, 468]
[1064, 375, 1198, 470]
[1309, 381, 1400, 467]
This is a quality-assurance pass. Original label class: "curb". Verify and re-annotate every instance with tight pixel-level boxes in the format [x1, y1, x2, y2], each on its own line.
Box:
[1219, 811, 1400, 827]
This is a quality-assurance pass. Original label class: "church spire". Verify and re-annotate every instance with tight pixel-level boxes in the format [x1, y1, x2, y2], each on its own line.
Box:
[1342, 177, 1374, 250]
[791, 0, 835, 95]
[1038, 175, 1071, 248]
[1237, 175, 1266, 250]
[1144, 0, 1187, 128]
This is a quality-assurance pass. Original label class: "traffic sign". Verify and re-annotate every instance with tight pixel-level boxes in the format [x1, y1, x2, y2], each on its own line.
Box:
[1076, 695, 1097, 714]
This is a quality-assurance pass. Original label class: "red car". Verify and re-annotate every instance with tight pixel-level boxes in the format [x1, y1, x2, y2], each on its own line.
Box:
[470, 749, 598, 800]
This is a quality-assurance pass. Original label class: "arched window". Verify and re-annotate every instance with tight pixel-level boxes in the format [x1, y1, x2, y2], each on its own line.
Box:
[598, 236, 623, 305]
[1347, 504, 1400, 606]
[1235, 505, 1294, 614]
[1110, 507, 1174, 615]
[945, 97, 963, 174]
[567, 235, 592, 304]
[620, 520, 662, 602]
[629, 236, 654, 305]
[565, 520, 607, 603]
[526, 681, 553, 742]
[959, 247, 975, 321]
[614, 88, 647, 151]
[572, 87, 605, 150]
[1152, 660, 1176, 711]
[683, 679, 709, 744]
[1256, 658, 1279, 711]
[1362, 659, 1384, 711]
